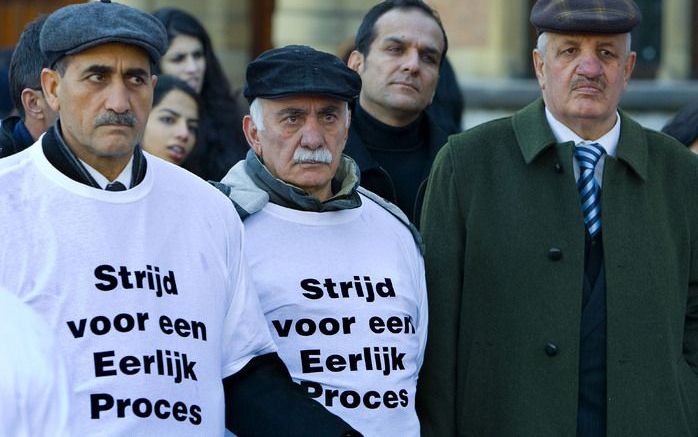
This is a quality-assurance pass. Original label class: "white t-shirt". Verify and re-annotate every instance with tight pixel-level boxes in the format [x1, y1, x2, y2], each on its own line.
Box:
[0, 289, 70, 437]
[243, 196, 428, 437]
[0, 143, 276, 436]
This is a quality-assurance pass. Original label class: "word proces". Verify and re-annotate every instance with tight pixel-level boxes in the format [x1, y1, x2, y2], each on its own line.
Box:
[91, 393, 201, 425]
[300, 381, 408, 410]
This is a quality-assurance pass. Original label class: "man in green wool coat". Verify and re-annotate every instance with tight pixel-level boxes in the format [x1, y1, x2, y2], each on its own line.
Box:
[417, 0, 698, 436]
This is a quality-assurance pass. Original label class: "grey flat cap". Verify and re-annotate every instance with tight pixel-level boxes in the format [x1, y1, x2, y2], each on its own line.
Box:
[531, 0, 642, 34]
[40, 0, 168, 67]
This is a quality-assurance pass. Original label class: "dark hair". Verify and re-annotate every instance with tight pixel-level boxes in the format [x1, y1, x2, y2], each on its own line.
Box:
[0, 49, 12, 118]
[661, 101, 698, 148]
[153, 74, 200, 110]
[153, 7, 247, 180]
[9, 15, 49, 119]
[354, 0, 448, 62]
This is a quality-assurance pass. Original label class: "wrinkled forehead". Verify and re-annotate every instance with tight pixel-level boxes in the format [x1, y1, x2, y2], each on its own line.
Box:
[544, 31, 630, 46]
[61, 42, 153, 73]
[261, 95, 349, 112]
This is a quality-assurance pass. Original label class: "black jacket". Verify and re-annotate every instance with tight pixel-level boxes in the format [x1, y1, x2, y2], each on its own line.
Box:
[343, 106, 447, 226]
[0, 116, 34, 158]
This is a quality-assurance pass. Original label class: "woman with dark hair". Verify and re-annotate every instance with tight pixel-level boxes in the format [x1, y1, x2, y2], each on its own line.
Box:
[143, 75, 200, 166]
[153, 7, 248, 180]
[662, 101, 698, 153]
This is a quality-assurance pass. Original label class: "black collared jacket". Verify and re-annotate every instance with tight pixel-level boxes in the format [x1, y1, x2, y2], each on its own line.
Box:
[343, 107, 447, 227]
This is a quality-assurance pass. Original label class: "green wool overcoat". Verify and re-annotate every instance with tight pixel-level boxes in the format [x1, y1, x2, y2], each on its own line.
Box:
[417, 99, 698, 437]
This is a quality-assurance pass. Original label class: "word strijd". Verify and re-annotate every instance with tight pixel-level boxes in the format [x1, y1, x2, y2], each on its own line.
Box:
[94, 264, 178, 297]
[300, 276, 395, 302]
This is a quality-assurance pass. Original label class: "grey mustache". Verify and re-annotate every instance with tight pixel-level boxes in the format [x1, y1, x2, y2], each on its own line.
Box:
[94, 112, 136, 128]
[293, 147, 333, 164]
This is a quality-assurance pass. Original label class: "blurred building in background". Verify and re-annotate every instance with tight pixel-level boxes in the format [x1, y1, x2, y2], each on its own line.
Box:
[2, 0, 697, 129]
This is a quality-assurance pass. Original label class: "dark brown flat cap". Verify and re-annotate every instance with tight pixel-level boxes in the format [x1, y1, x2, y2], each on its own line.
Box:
[530, 0, 642, 34]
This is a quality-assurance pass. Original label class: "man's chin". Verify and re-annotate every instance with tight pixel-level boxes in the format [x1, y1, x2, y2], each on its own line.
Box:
[292, 171, 332, 185]
[388, 97, 428, 115]
[93, 140, 138, 158]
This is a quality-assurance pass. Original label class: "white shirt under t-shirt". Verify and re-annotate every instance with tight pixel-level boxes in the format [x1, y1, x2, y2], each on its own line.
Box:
[243, 196, 428, 437]
[0, 142, 277, 436]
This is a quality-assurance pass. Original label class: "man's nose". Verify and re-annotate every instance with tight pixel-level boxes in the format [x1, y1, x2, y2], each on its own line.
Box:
[105, 81, 130, 114]
[401, 49, 421, 74]
[576, 52, 603, 78]
[300, 117, 323, 149]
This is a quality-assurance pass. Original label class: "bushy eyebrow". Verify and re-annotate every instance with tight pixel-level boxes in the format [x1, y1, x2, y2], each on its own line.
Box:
[318, 105, 341, 116]
[82, 64, 112, 76]
[128, 67, 150, 76]
[275, 104, 344, 119]
[80, 64, 150, 79]
[276, 107, 308, 118]
[382, 36, 440, 57]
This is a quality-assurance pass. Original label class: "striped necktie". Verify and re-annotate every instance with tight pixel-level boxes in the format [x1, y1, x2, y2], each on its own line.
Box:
[574, 142, 605, 238]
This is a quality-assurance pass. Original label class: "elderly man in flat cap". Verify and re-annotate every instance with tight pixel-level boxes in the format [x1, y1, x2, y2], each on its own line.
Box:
[215, 45, 428, 436]
[0, 2, 358, 436]
[417, 1, 698, 436]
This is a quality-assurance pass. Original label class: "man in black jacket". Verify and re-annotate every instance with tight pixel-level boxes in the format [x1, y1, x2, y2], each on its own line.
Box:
[0, 15, 57, 157]
[346, 0, 449, 225]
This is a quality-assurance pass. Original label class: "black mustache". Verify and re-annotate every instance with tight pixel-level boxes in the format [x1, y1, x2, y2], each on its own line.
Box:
[94, 112, 136, 128]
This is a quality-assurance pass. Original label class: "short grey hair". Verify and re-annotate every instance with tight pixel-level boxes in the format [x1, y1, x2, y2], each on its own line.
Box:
[536, 32, 632, 58]
[249, 98, 266, 131]
[248, 98, 351, 133]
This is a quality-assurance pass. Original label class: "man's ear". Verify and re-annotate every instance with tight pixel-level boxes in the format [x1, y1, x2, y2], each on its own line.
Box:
[532, 49, 546, 90]
[347, 50, 364, 73]
[242, 115, 263, 156]
[623, 51, 637, 87]
[21, 89, 46, 121]
[338, 109, 350, 155]
[150, 74, 158, 94]
[40, 68, 61, 113]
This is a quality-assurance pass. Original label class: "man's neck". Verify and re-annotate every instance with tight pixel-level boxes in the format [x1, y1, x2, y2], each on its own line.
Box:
[60, 129, 133, 181]
[307, 185, 333, 202]
[358, 94, 421, 127]
[557, 114, 617, 141]
[24, 118, 47, 142]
